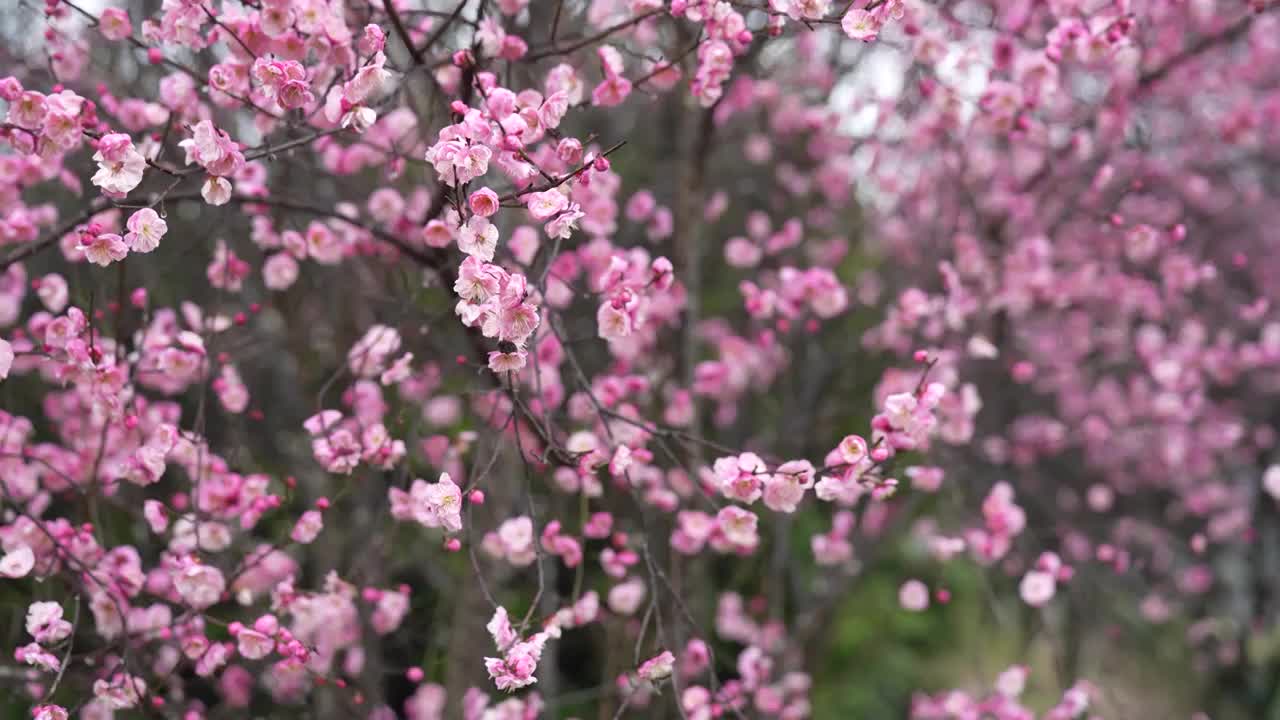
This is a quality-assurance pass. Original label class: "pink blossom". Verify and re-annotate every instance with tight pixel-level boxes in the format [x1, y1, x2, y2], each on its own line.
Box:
[16, 641, 61, 672]
[842, 9, 879, 41]
[526, 189, 569, 220]
[425, 139, 491, 186]
[458, 216, 499, 261]
[6, 91, 47, 129]
[373, 589, 410, 634]
[762, 472, 806, 513]
[487, 606, 518, 652]
[423, 472, 464, 532]
[713, 452, 769, 504]
[422, 219, 455, 248]
[1019, 570, 1056, 607]
[143, 499, 168, 533]
[196, 642, 232, 676]
[608, 577, 647, 615]
[174, 559, 226, 609]
[263, 253, 300, 290]
[179, 121, 245, 177]
[124, 207, 167, 252]
[291, 510, 324, 544]
[544, 204, 584, 239]
[592, 76, 633, 107]
[469, 187, 501, 217]
[994, 665, 1028, 698]
[483, 608, 557, 692]
[278, 79, 316, 110]
[345, 55, 392, 105]
[92, 673, 146, 709]
[99, 8, 133, 41]
[77, 231, 128, 267]
[1264, 465, 1280, 501]
[597, 302, 632, 341]
[31, 706, 68, 720]
[898, 580, 930, 612]
[90, 133, 146, 194]
[34, 271, 68, 311]
[202, 176, 233, 205]
[26, 601, 72, 644]
[637, 650, 676, 682]
[236, 628, 275, 659]
[716, 506, 760, 549]
[359, 24, 387, 54]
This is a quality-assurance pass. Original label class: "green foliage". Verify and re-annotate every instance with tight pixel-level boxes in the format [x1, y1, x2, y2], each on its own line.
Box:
[810, 556, 988, 716]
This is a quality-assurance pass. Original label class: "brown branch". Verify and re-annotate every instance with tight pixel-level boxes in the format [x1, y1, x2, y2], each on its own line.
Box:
[0, 205, 105, 270]
[550, 0, 566, 44]
[420, 0, 471, 57]
[201, 4, 257, 59]
[1138, 10, 1264, 88]
[523, 9, 664, 62]
[382, 0, 427, 66]
[497, 140, 627, 203]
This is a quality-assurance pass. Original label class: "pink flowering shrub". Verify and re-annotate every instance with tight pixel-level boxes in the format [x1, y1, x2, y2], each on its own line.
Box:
[0, 0, 1276, 717]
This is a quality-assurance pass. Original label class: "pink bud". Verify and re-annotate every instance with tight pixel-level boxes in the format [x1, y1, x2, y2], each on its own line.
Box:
[1011, 361, 1035, 383]
[444, 538, 462, 552]
[469, 489, 485, 505]
[147, 48, 164, 65]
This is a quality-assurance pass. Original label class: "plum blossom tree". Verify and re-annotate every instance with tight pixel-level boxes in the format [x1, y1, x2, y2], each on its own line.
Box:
[857, 0, 1280, 715]
[0, 0, 1274, 717]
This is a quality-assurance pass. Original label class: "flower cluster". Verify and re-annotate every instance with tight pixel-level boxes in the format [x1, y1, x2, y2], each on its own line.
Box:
[911, 667, 1093, 719]
[389, 472, 464, 533]
[483, 607, 559, 692]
